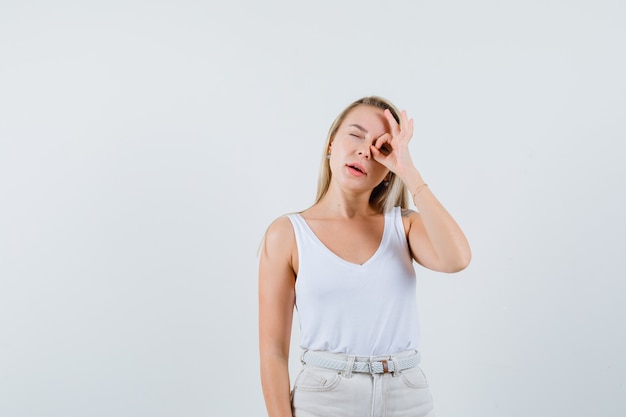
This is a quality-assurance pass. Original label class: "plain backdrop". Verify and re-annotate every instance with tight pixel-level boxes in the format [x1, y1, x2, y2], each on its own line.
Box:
[1, 1, 625, 416]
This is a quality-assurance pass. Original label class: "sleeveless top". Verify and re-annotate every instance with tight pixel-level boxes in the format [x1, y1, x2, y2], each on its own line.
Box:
[287, 206, 420, 356]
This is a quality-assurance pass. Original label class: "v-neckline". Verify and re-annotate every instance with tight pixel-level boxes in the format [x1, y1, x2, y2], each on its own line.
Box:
[296, 212, 389, 267]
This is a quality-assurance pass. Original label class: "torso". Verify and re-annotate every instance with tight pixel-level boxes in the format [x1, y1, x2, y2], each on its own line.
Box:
[286, 206, 421, 356]
[288, 206, 415, 277]
[299, 212, 385, 266]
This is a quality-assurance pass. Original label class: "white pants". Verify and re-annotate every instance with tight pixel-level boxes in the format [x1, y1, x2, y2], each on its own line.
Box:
[291, 350, 435, 417]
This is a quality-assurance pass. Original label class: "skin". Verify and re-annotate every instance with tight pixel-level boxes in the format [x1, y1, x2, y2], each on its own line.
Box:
[258, 104, 471, 417]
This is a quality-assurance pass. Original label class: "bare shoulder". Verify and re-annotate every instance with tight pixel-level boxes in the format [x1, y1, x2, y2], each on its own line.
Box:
[261, 215, 297, 259]
[401, 208, 417, 218]
[260, 215, 298, 283]
[400, 208, 420, 234]
[264, 216, 295, 242]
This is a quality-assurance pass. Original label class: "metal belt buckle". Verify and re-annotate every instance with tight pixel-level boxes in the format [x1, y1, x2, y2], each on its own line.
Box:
[381, 359, 390, 374]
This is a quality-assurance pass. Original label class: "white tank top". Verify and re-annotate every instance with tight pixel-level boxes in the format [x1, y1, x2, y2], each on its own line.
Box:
[287, 206, 420, 356]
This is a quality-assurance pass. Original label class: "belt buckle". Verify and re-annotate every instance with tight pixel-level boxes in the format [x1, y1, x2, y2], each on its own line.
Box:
[369, 359, 390, 374]
[381, 359, 390, 374]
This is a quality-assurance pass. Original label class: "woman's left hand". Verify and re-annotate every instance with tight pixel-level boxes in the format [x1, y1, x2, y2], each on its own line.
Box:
[370, 109, 417, 176]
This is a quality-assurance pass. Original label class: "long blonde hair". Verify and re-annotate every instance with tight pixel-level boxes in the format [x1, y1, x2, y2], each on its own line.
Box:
[313, 96, 410, 213]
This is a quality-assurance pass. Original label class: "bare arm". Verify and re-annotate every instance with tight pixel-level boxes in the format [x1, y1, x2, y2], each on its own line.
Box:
[371, 109, 471, 272]
[258, 217, 297, 417]
[400, 181, 471, 273]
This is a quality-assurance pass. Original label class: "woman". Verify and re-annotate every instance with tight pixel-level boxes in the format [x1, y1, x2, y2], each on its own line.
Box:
[258, 96, 471, 417]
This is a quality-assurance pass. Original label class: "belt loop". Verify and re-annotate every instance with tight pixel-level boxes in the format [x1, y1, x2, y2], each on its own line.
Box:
[391, 356, 400, 377]
[301, 349, 308, 365]
[343, 355, 355, 378]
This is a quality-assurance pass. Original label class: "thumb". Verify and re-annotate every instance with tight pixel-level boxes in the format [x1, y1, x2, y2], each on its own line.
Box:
[370, 145, 391, 168]
[370, 144, 383, 160]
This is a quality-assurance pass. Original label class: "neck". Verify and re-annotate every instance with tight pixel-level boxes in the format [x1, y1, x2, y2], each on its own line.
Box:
[316, 184, 377, 218]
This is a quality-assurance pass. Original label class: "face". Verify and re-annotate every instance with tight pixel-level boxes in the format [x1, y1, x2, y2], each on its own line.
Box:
[328, 105, 391, 192]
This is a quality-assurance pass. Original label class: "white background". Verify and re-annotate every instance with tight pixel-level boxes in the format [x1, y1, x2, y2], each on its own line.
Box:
[1, 1, 625, 416]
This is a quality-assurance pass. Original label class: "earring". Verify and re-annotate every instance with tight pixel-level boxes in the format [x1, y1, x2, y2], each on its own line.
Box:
[327, 153, 331, 159]
[384, 180, 389, 187]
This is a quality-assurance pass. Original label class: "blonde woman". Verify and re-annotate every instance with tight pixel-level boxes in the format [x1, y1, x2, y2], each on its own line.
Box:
[259, 96, 471, 417]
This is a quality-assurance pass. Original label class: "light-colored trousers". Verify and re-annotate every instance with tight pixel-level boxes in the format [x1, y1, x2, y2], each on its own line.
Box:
[291, 350, 435, 417]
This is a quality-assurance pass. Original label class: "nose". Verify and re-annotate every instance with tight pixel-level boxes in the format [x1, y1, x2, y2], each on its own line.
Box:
[357, 146, 370, 159]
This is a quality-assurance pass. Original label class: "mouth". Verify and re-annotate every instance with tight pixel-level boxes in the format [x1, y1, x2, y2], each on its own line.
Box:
[346, 163, 367, 175]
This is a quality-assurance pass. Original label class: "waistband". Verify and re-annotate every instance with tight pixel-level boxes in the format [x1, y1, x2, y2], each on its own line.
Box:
[301, 349, 420, 375]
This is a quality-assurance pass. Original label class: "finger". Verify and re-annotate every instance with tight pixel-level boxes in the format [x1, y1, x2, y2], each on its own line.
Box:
[370, 145, 388, 162]
[373, 133, 392, 156]
[402, 111, 414, 140]
[395, 110, 414, 144]
[384, 109, 401, 135]
[403, 118, 414, 144]
[400, 109, 409, 126]
[373, 132, 391, 148]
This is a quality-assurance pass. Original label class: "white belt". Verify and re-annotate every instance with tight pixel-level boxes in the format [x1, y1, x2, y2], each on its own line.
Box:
[302, 350, 420, 375]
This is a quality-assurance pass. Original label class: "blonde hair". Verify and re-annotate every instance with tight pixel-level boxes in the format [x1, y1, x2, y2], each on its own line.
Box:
[313, 96, 410, 213]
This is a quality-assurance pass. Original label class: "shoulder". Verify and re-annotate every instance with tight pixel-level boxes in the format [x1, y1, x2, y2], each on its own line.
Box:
[400, 208, 416, 218]
[260, 215, 298, 279]
[261, 215, 297, 259]
[400, 208, 420, 234]
[265, 215, 295, 241]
